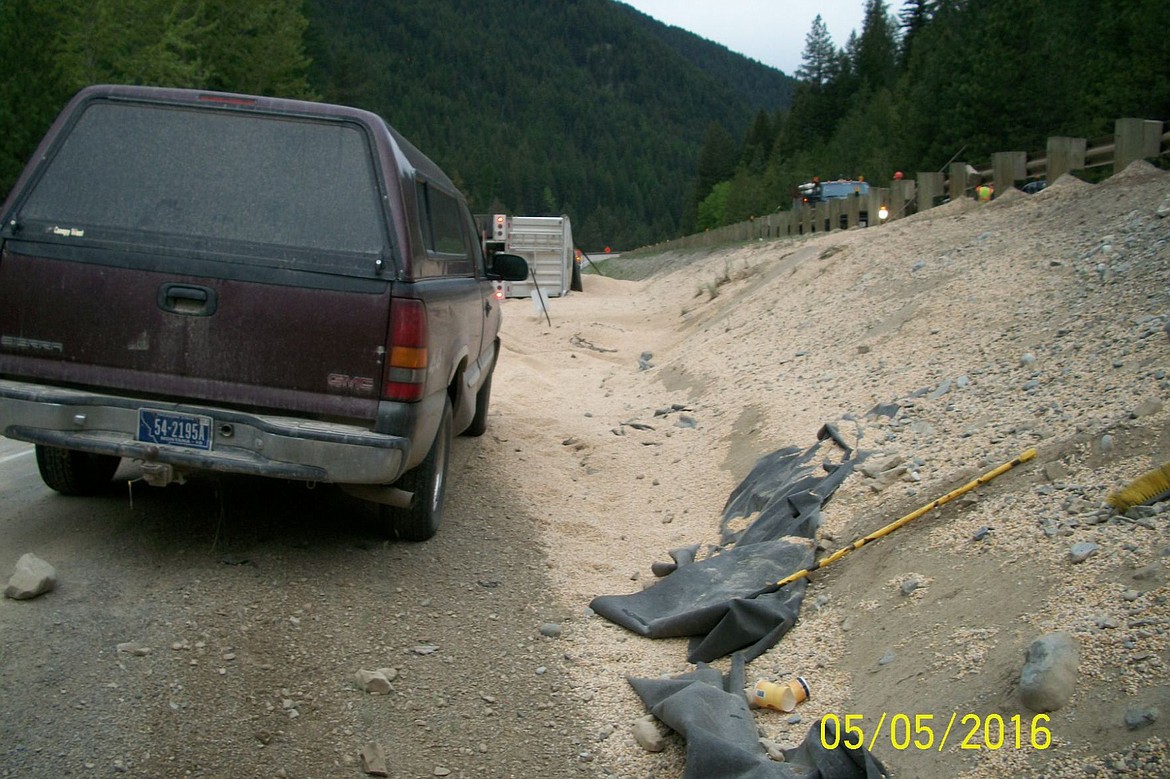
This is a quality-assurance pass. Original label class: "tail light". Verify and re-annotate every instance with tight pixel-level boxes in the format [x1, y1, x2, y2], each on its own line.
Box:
[384, 298, 428, 401]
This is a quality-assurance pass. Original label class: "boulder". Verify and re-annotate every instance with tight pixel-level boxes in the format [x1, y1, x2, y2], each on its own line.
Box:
[1018, 632, 1079, 712]
[4, 553, 57, 600]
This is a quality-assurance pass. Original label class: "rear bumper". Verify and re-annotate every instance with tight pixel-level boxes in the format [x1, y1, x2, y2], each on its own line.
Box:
[0, 379, 408, 484]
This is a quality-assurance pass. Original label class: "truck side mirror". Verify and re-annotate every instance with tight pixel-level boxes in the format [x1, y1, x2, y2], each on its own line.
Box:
[489, 252, 529, 282]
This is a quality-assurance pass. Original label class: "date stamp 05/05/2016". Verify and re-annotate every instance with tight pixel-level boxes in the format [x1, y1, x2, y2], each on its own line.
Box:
[820, 712, 1054, 753]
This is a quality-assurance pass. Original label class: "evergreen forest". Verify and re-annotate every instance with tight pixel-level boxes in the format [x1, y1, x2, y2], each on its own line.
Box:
[694, 0, 1170, 232]
[0, 0, 1167, 248]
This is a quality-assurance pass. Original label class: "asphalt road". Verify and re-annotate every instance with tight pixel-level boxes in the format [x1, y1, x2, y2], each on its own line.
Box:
[0, 437, 598, 778]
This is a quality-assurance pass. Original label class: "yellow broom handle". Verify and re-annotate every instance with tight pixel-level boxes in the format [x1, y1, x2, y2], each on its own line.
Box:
[775, 449, 1036, 588]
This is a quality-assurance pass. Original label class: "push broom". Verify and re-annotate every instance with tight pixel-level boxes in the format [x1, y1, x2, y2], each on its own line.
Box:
[774, 449, 1037, 589]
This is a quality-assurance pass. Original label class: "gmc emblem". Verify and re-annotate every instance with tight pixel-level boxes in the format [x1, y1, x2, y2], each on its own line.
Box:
[327, 373, 375, 395]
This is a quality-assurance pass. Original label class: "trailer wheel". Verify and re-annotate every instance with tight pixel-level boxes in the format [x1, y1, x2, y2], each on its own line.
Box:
[462, 369, 493, 438]
[382, 397, 452, 542]
[570, 258, 583, 292]
[35, 445, 120, 496]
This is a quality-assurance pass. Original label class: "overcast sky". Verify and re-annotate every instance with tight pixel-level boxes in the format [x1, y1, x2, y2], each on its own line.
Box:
[620, 0, 869, 76]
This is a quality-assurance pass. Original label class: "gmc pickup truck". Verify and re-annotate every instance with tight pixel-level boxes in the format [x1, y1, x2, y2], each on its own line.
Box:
[0, 85, 528, 541]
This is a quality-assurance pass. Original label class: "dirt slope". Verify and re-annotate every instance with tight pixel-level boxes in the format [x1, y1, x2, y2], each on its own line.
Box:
[491, 162, 1170, 778]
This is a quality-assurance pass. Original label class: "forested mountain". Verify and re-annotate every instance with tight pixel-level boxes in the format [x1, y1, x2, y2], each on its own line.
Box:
[692, 0, 1170, 231]
[301, 0, 794, 247]
[13, 1, 1157, 249]
[0, 0, 794, 249]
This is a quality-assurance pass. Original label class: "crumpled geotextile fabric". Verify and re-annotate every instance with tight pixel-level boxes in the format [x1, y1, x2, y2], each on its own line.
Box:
[628, 655, 888, 779]
[593, 429, 887, 778]
[589, 429, 860, 663]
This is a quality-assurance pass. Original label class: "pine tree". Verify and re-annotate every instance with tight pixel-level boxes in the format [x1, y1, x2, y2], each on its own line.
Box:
[898, 0, 937, 69]
[853, 0, 899, 93]
[795, 15, 837, 87]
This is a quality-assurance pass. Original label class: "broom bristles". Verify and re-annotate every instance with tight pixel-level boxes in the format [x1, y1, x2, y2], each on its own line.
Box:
[1107, 462, 1170, 512]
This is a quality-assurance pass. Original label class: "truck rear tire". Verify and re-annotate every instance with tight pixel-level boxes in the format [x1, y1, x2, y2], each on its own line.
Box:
[35, 445, 120, 496]
[462, 370, 493, 438]
[383, 397, 452, 541]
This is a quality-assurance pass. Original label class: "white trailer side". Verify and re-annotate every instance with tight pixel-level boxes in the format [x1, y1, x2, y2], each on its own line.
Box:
[504, 215, 573, 299]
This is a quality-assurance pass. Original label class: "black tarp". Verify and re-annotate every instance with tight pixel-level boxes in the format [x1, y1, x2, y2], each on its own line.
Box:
[590, 428, 859, 663]
[591, 428, 888, 779]
[628, 655, 888, 779]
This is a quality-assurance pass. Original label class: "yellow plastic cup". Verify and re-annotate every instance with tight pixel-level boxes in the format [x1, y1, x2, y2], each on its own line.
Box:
[752, 677, 811, 712]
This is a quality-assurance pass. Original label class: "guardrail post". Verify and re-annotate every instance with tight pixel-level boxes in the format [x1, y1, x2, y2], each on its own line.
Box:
[1046, 136, 1086, 181]
[829, 199, 843, 231]
[948, 162, 971, 202]
[916, 172, 945, 213]
[992, 151, 1027, 194]
[890, 179, 916, 219]
[815, 201, 830, 232]
[845, 193, 861, 228]
[1115, 118, 1164, 171]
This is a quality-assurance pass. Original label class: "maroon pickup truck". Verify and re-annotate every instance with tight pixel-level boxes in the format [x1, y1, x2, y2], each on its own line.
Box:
[0, 85, 528, 541]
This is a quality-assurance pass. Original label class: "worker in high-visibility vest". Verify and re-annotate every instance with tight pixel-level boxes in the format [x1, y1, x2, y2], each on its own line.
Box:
[976, 182, 994, 202]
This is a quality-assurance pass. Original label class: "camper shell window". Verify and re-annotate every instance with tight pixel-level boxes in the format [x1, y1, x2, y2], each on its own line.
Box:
[16, 100, 390, 273]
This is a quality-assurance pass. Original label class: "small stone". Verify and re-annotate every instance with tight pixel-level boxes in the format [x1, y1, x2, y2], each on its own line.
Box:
[434, 768, 451, 777]
[1068, 542, 1099, 563]
[631, 711, 669, 748]
[355, 669, 393, 694]
[1122, 590, 1140, 602]
[1100, 434, 1115, 453]
[1044, 462, 1068, 482]
[1020, 353, 1037, 368]
[651, 560, 677, 577]
[972, 526, 991, 541]
[411, 645, 439, 655]
[1019, 632, 1080, 712]
[539, 622, 562, 638]
[1130, 398, 1163, 419]
[760, 738, 786, 761]
[4, 553, 57, 600]
[360, 742, 389, 777]
[900, 578, 921, 596]
[879, 650, 896, 666]
[1124, 706, 1159, 730]
[116, 642, 152, 657]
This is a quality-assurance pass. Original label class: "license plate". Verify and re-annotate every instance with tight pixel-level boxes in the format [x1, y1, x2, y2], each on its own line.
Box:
[137, 408, 213, 451]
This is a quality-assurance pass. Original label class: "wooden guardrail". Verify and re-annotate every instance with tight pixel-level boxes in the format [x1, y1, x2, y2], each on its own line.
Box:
[630, 117, 1170, 256]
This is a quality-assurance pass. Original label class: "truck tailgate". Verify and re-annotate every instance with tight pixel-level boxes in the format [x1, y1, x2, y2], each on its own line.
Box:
[0, 244, 388, 421]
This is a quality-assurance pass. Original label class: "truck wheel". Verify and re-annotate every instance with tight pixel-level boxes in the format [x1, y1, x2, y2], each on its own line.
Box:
[462, 369, 493, 438]
[384, 397, 452, 541]
[35, 445, 120, 496]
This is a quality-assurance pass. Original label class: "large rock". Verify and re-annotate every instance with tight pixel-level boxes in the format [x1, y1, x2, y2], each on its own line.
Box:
[1018, 632, 1080, 712]
[4, 553, 57, 600]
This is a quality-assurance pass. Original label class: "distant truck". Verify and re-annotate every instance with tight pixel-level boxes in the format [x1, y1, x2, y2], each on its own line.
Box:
[795, 178, 870, 228]
[483, 214, 578, 299]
